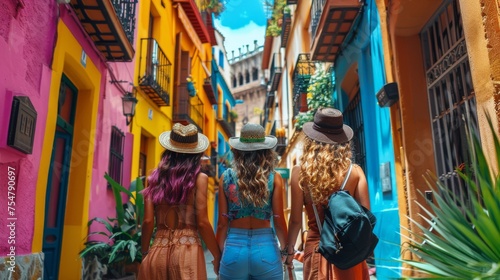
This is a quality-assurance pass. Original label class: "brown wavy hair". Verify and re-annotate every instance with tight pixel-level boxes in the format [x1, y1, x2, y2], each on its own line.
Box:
[299, 137, 352, 205]
[231, 148, 277, 207]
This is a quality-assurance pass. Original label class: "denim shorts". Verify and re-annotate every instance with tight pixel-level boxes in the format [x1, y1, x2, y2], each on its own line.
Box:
[219, 228, 283, 280]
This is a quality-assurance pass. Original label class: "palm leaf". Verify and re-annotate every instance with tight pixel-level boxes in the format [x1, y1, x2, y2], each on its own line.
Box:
[399, 113, 500, 279]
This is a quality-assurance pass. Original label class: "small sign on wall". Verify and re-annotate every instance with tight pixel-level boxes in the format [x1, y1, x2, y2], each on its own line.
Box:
[380, 162, 392, 193]
[7, 96, 37, 154]
[81, 50, 87, 68]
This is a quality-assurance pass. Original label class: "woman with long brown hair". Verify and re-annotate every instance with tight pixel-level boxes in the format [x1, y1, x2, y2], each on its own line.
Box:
[285, 108, 371, 279]
[216, 123, 288, 280]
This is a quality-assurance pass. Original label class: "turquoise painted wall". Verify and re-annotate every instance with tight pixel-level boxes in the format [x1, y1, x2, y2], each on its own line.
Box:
[333, 1, 401, 278]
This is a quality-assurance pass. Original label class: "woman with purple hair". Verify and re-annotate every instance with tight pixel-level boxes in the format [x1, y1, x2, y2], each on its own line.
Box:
[138, 123, 221, 279]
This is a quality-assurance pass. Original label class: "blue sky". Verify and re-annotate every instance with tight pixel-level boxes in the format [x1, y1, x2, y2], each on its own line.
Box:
[214, 0, 269, 58]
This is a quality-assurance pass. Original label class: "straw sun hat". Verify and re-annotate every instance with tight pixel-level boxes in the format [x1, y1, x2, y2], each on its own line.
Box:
[159, 123, 209, 154]
[302, 107, 353, 145]
[229, 123, 277, 151]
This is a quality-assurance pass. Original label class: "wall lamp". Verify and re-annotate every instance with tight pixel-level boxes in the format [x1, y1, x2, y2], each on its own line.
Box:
[376, 82, 399, 107]
[122, 90, 138, 126]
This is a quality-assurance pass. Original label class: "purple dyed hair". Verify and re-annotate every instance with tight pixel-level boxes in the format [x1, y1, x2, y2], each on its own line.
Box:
[142, 150, 202, 205]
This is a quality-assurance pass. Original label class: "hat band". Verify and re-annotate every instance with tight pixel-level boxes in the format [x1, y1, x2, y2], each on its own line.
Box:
[313, 123, 344, 135]
[170, 138, 199, 148]
[240, 136, 265, 143]
[171, 131, 198, 143]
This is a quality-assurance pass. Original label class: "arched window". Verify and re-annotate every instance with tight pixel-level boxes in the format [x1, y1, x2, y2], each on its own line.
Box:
[245, 71, 250, 83]
[232, 76, 237, 88]
[252, 68, 259, 81]
[239, 73, 244, 86]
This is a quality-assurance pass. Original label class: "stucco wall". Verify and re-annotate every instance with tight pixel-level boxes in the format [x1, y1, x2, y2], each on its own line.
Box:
[0, 0, 58, 259]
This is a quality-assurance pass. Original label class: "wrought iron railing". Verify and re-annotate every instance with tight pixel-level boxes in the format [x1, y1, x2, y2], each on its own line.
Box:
[269, 52, 282, 91]
[111, 0, 138, 44]
[139, 38, 171, 106]
[190, 94, 204, 130]
[292, 54, 316, 117]
[310, 0, 326, 39]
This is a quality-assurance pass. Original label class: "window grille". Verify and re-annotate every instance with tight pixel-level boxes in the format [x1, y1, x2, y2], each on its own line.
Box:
[421, 0, 478, 205]
[108, 126, 125, 186]
[344, 91, 366, 172]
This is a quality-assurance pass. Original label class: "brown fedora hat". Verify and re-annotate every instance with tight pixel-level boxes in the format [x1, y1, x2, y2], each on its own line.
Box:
[302, 107, 353, 144]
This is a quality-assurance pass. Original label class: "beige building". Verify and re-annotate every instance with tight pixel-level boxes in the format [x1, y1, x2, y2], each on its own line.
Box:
[228, 41, 267, 134]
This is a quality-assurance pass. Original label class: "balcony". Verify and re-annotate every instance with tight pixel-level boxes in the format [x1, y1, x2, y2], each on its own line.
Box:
[70, 0, 137, 61]
[173, 87, 204, 132]
[173, 0, 210, 43]
[310, 0, 363, 62]
[138, 38, 171, 106]
[292, 54, 316, 116]
[269, 53, 282, 92]
[280, 11, 292, 48]
[203, 77, 217, 105]
[217, 118, 236, 137]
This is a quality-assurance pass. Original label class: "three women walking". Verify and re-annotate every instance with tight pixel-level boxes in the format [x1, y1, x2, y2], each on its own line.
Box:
[138, 108, 373, 279]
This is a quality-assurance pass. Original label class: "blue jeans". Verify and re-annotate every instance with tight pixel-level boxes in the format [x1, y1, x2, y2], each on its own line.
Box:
[219, 228, 283, 280]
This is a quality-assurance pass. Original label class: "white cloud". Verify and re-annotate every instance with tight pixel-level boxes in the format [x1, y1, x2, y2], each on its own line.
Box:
[214, 21, 266, 58]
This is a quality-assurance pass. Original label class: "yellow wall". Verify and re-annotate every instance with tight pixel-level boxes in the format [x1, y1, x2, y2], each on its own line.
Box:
[133, 0, 217, 225]
[33, 21, 101, 279]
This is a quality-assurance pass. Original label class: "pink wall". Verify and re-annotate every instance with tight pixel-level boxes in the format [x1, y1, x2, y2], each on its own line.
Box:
[58, 8, 138, 234]
[0, 0, 58, 255]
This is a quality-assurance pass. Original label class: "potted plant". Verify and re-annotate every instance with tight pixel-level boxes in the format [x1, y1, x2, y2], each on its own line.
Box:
[229, 110, 238, 122]
[80, 175, 145, 280]
[399, 116, 500, 278]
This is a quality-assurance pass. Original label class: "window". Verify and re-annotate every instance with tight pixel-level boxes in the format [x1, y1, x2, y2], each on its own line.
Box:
[219, 50, 224, 69]
[239, 73, 244, 86]
[344, 91, 366, 172]
[421, 0, 477, 204]
[232, 76, 237, 88]
[108, 126, 125, 186]
[252, 68, 259, 81]
[245, 71, 250, 83]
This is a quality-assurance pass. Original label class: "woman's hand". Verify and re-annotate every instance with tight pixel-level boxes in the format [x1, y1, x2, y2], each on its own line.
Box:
[212, 255, 220, 275]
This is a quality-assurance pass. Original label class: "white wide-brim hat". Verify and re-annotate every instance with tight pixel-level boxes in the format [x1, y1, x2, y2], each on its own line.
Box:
[229, 123, 277, 151]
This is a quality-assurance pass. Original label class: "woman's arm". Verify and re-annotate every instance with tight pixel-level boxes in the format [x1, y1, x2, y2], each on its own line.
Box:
[215, 174, 229, 254]
[285, 165, 304, 264]
[141, 197, 155, 256]
[272, 172, 288, 251]
[353, 165, 371, 210]
[195, 173, 221, 274]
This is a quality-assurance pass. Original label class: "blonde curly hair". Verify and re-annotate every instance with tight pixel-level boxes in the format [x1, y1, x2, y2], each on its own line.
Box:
[232, 149, 277, 207]
[299, 137, 352, 205]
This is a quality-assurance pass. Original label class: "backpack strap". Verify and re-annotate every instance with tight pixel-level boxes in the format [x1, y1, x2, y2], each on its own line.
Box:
[340, 164, 353, 191]
[311, 163, 353, 233]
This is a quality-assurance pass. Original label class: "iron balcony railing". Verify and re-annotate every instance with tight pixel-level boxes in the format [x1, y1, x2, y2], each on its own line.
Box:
[292, 54, 316, 117]
[111, 0, 137, 44]
[269, 52, 282, 92]
[139, 38, 171, 106]
[310, 0, 326, 40]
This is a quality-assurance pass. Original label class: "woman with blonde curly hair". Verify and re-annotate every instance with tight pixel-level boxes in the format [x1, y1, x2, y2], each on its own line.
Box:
[216, 123, 288, 280]
[285, 108, 371, 279]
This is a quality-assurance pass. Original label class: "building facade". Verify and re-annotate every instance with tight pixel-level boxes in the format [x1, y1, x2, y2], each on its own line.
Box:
[375, 0, 500, 276]
[263, 0, 402, 278]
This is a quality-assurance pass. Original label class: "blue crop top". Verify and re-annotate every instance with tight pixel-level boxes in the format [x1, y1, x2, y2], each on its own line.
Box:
[222, 168, 275, 221]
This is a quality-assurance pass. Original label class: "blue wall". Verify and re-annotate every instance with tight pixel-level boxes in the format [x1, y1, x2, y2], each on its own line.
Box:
[333, 1, 401, 278]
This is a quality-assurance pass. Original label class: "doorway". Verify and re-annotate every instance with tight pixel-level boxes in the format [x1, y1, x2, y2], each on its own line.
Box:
[42, 75, 78, 280]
